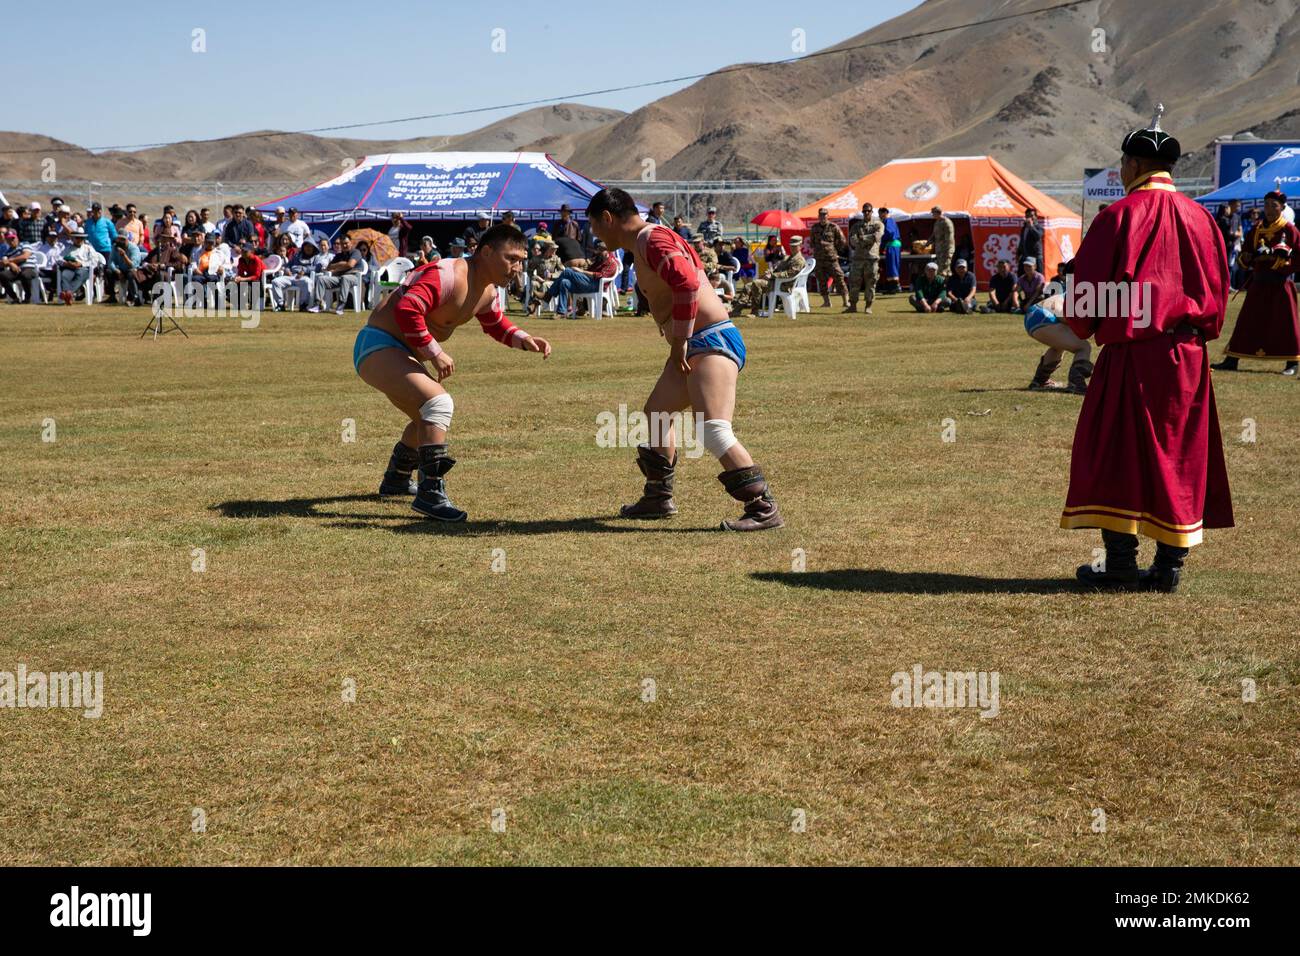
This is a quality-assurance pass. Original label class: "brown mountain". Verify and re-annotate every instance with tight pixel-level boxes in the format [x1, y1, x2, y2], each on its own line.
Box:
[0, 103, 625, 186]
[552, 0, 1300, 181]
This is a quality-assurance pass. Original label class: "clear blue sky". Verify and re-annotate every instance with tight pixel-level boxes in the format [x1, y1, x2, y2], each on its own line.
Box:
[8, 0, 919, 149]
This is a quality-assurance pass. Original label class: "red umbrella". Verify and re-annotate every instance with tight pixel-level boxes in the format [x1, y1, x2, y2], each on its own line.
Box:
[750, 209, 805, 231]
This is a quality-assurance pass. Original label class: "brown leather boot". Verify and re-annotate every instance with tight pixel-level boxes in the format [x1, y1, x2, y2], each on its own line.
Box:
[1066, 355, 1094, 394]
[620, 444, 677, 518]
[1028, 352, 1064, 390]
[718, 464, 783, 531]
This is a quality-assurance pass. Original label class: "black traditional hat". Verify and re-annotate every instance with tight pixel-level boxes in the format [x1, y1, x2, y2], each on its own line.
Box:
[1121, 103, 1181, 163]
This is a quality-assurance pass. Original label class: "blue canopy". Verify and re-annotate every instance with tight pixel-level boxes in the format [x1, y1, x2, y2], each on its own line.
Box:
[256, 151, 614, 224]
[1197, 147, 1300, 211]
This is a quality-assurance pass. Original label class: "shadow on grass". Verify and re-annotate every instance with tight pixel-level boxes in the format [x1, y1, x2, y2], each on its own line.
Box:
[752, 568, 1080, 595]
[211, 494, 709, 535]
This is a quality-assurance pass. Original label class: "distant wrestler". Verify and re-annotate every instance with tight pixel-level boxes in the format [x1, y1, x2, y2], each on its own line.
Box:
[586, 188, 783, 531]
[353, 223, 551, 522]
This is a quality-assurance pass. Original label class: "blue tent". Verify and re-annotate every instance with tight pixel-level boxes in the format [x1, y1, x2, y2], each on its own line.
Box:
[1196, 146, 1300, 212]
[256, 151, 613, 224]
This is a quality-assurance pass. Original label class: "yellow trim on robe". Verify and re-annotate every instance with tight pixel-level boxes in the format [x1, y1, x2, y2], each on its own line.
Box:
[1061, 503, 1204, 531]
[1126, 171, 1177, 194]
[1226, 349, 1300, 361]
[1060, 510, 1203, 548]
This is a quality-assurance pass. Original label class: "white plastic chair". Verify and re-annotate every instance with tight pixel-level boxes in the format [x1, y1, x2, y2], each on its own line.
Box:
[351, 259, 369, 311]
[260, 254, 283, 310]
[573, 260, 622, 320]
[379, 257, 414, 285]
[769, 258, 815, 320]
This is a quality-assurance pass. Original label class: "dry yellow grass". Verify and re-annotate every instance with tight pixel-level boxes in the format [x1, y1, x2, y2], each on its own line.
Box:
[0, 293, 1296, 865]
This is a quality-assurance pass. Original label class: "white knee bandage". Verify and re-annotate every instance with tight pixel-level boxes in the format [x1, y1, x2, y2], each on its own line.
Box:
[419, 394, 454, 431]
[702, 419, 738, 459]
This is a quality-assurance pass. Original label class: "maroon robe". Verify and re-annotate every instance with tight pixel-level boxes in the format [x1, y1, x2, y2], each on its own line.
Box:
[1060, 171, 1233, 547]
[1225, 219, 1300, 361]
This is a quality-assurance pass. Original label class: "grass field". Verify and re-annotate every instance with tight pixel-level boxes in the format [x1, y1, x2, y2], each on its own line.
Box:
[1, 292, 1297, 866]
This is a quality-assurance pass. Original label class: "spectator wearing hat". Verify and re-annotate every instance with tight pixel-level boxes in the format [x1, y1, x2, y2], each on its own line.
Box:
[412, 236, 440, 266]
[697, 207, 723, 243]
[553, 204, 580, 243]
[535, 238, 618, 318]
[272, 238, 330, 311]
[57, 231, 97, 303]
[733, 237, 805, 317]
[1015, 258, 1046, 312]
[910, 262, 946, 313]
[134, 233, 189, 306]
[941, 259, 978, 313]
[189, 233, 227, 290]
[524, 241, 562, 315]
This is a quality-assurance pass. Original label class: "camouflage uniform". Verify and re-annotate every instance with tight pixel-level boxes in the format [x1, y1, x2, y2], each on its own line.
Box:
[738, 251, 806, 313]
[696, 245, 720, 278]
[526, 253, 563, 306]
[809, 219, 848, 304]
[931, 215, 955, 279]
[846, 218, 883, 311]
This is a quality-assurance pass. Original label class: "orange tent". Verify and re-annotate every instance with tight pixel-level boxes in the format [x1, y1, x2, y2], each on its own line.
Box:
[794, 156, 1081, 287]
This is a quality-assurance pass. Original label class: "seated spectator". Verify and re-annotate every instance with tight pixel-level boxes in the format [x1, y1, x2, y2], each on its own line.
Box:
[56, 230, 97, 304]
[463, 213, 491, 245]
[310, 236, 363, 314]
[528, 222, 553, 257]
[153, 211, 181, 247]
[412, 235, 440, 265]
[464, 237, 478, 259]
[732, 236, 755, 279]
[134, 233, 189, 306]
[227, 243, 265, 306]
[693, 235, 719, 280]
[910, 262, 945, 313]
[0, 206, 18, 235]
[672, 215, 691, 241]
[271, 233, 296, 266]
[117, 204, 146, 247]
[271, 238, 324, 311]
[982, 259, 1018, 313]
[188, 234, 228, 288]
[536, 239, 618, 318]
[29, 227, 66, 300]
[180, 211, 205, 256]
[215, 204, 233, 234]
[198, 207, 218, 235]
[53, 205, 76, 240]
[0, 229, 36, 303]
[107, 235, 145, 306]
[761, 234, 784, 273]
[524, 241, 562, 315]
[941, 259, 977, 313]
[1015, 258, 1046, 312]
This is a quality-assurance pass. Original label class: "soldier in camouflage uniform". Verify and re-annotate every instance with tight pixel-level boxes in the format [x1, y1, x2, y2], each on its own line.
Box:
[693, 235, 720, 280]
[930, 206, 955, 280]
[732, 238, 806, 316]
[809, 207, 848, 309]
[844, 203, 883, 314]
[525, 241, 565, 316]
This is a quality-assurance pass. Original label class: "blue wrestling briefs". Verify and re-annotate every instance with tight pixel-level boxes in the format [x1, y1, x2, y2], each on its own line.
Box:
[1024, 304, 1060, 336]
[686, 320, 747, 371]
[353, 325, 414, 373]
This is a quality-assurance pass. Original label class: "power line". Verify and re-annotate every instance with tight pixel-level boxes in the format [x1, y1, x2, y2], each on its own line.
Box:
[1, 0, 1090, 156]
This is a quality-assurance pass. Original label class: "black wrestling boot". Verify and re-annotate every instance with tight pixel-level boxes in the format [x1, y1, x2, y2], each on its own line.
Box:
[1076, 529, 1140, 589]
[718, 464, 784, 531]
[378, 441, 420, 496]
[1066, 356, 1094, 394]
[1284, 361, 1298, 377]
[412, 444, 467, 522]
[1139, 542, 1188, 594]
[1028, 353, 1064, 390]
[1211, 356, 1239, 371]
[620, 444, 677, 518]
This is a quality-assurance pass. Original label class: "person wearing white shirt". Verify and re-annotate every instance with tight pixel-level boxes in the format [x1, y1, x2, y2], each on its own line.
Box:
[57, 231, 96, 302]
[278, 208, 311, 248]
